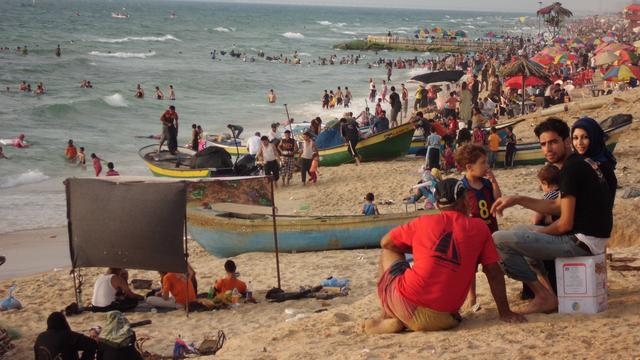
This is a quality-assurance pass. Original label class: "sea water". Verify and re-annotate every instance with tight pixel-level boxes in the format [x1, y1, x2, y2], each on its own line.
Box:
[0, 0, 528, 233]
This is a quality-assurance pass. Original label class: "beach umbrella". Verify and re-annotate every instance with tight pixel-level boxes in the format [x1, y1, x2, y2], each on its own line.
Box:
[615, 50, 638, 65]
[603, 65, 640, 82]
[485, 31, 495, 38]
[431, 27, 443, 33]
[455, 30, 467, 38]
[569, 38, 585, 48]
[500, 57, 550, 114]
[442, 30, 449, 37]
[553, 37, 567, 45]
[554, 53, 578, 64]
[504, 75, 548, 89]
[411, 70, 464, 84]
[594, 51, 619, 66]
[531, 53, 555, 66]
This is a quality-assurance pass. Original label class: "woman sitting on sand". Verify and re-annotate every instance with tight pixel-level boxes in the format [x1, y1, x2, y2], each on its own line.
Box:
[34, 312, 97, 360]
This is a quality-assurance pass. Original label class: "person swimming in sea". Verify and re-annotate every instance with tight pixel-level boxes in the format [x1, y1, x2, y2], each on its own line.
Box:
[135, 84, 144, 98]
[55, 44, 61, 57]
[155, 86, 164, 100]
[1, 134, 30, 148]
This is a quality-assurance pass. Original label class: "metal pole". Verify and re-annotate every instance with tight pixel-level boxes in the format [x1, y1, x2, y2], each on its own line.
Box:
[270, 178, 281, 289]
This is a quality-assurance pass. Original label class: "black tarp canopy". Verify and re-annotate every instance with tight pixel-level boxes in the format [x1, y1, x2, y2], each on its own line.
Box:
[410, 70, 464, 84]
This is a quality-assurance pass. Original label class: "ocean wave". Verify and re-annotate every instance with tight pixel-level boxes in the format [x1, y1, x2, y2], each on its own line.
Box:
[317, 20, 332, 25]
[0, 170, 49, 189]
[214, 27, 232, 32]
[103, 93, 128, 107]
[341, 31, 357, 35]
[334, 22, 347, 27]
[89, 51, 156, 59]
[94, 34, 181, 43]
[282, 32, 304, 39]
[297, 52, 311, 56]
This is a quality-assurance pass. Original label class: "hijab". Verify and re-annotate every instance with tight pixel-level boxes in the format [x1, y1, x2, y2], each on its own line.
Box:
[46, 312, 71, 331]
[571, 117, 617, 168]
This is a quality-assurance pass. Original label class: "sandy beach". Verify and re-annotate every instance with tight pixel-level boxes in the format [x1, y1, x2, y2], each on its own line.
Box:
[2, 87, 640, 359]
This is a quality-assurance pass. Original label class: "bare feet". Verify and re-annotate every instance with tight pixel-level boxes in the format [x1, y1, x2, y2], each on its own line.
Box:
[362, 317, 405, 334]
[518, 294, 558, 314]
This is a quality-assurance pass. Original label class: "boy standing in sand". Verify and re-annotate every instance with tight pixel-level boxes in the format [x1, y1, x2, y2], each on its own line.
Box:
[455, 144, 502, 309]
[364, 179, 524, 334]
[362, 193, 380, 216]
[487, 127, 500, 169]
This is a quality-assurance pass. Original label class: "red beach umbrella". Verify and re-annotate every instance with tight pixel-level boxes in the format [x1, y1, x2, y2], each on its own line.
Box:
[504, 75, 547, 89]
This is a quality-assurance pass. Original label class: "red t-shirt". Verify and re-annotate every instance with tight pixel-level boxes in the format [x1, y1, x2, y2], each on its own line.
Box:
[390, 211, 500, 313]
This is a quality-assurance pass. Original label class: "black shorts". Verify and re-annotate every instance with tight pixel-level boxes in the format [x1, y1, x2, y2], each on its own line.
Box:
[264, 160, 280, 181]
[347, 138, 359, 158]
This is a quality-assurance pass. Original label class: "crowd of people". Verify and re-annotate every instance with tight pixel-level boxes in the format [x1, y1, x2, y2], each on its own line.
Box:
[64, 139, 120, 177]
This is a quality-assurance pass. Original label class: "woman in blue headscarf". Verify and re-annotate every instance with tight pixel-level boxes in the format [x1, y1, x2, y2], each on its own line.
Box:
[571, 117, 617, 208]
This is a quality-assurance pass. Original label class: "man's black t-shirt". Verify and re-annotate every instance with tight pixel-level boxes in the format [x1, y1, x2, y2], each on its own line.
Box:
[559, 153, 612, 238]
[389, 92, 401, 111]
[340, 119, 360, 141]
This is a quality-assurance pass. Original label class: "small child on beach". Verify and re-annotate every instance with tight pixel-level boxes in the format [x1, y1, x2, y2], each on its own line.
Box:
[455, 144, 502, 310]
[309, 153, 319, 183]
[362, 193, 380, 216]
[487, 127, 500, 169]
[531, 164, 561, 226]
[213, 260, 247, 299]
[91, 153, 102, 177]
[443, 143, 455, 173]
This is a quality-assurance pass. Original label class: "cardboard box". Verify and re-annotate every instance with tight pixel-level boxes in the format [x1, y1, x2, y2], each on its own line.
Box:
[555, 254, 608, 314]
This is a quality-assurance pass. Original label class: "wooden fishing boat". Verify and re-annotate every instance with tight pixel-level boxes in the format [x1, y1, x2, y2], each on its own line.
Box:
[187, 209, 432, 257]
[208, 122, 416, 167]
[408, 118, 525, 155]
[493, 116, 630, 167]
[138, 144, 234, 178]
[407, 114, 631, 168]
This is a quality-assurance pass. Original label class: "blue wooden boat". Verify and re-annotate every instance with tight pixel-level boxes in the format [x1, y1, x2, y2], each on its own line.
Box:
[187, 209, 431, 257]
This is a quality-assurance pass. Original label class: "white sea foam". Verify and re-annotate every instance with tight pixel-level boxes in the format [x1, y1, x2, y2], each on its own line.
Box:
[94, 34, 180, 43]
[317, 20, 332, 25]
[214, 27, 232, 32]
[89, 51, 156, 59]
[334, 22, 347, 27]
[297, 52, 311, 56]
[341, 31, 357, 35]
[103, 93, 128, 107]
[0, 170, 49, 189]
[282, 32, 304, 39]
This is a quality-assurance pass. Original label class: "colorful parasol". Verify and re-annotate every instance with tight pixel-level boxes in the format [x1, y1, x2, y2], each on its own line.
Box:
[615, 50, 638, 65]
[594, 51, 620, 66]
[603, 65, 640, 82]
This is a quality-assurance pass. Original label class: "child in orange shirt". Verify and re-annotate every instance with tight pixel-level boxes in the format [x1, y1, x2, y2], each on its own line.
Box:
[214, 260, 247, 296]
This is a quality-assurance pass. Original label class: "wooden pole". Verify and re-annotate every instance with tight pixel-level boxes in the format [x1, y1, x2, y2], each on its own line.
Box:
[270, 178, 281, 289]
[522, 73, 527, 116]
[184, 213, 189, 317]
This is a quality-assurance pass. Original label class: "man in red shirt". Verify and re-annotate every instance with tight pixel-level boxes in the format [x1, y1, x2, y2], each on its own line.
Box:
[364, 179, 525, 334]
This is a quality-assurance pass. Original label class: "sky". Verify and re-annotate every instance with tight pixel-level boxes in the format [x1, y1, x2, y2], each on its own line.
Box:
[199, 0, 632, 14]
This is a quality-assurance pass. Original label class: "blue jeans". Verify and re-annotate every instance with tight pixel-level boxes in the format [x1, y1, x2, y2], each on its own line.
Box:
[492, 225, 591, 282]
[487, 150, 496, 168]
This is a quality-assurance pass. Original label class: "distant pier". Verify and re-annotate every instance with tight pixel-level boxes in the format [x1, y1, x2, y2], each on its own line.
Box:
[335, 35, 507, 54]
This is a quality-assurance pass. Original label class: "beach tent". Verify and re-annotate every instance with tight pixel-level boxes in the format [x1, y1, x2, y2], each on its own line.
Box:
[65, 176, 281, 309]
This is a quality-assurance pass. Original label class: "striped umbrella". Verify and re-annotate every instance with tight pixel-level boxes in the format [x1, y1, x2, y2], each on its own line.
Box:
[615, 50, 638, 64]
[531, 53, 555, 66]
[554, 53, 578, 64]
[594, 51, 619, 66]
[603, 65, 640, 82]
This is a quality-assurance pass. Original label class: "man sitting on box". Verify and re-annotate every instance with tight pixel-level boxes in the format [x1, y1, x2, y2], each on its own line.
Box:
[491, 117, 612, 314]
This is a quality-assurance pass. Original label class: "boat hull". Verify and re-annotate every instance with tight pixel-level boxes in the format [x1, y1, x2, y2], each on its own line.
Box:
[409, 116, 630, 167]
[138, 145, 213, 178]
[187, 209, 430, 257]
[209, 122, 416, 167]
